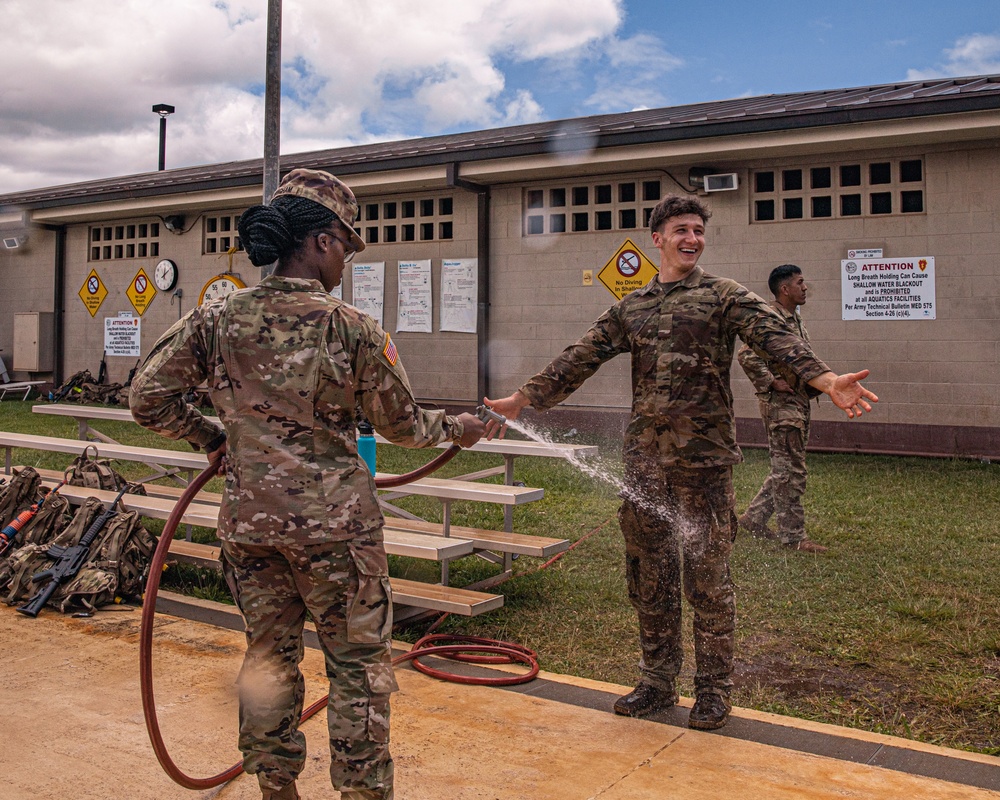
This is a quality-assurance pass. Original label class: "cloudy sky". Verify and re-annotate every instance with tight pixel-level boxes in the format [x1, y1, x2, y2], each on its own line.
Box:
[0, 0, 997, 195]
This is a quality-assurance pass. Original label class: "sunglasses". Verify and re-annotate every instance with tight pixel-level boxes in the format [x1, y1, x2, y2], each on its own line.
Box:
[318, 228, 357, 263]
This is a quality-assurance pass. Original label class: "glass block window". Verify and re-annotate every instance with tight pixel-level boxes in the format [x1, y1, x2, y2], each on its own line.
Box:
[752, 157, 924, 222]
[523, 176, 664, 236]
[89, 220, 160, 261]
[350, 194, 455, 246]
[204, 212, 245, 255]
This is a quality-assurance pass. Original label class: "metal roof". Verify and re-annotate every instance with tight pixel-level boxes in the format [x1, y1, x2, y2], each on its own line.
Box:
[2, 74, 998, 209]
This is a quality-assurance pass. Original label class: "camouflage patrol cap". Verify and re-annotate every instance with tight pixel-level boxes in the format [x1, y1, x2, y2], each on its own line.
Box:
[272, 168, 366, 253]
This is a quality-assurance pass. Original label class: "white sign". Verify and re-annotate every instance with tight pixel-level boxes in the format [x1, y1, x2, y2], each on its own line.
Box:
[847, 248, 883, 259]
[104, 315, 141, 356]
[440, 259, 477, 333]
[351, 262, 385, 327]
[397, 260, 433, 333]
[841, 257, 935, 320]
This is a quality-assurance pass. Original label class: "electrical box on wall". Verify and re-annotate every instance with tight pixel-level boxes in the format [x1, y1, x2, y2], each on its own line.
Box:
[13, 312, 54, 372]
[703, 173, 739, 192]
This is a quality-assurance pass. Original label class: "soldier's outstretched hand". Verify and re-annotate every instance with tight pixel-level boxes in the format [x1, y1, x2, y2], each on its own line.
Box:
[826, 370, 879, 418]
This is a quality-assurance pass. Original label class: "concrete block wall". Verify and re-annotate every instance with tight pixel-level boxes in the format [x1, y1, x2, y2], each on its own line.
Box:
[728, 142, 999, 432]
[486, 141, 1000, 441]
[488, 182, 634, 408]
[59, 217, 254, 386]
[53, 190, 481, 402]
[347, 190, 479, 402]
[0, 233, 57, 382]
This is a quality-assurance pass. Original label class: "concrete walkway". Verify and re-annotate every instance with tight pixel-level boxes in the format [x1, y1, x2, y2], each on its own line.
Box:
[2, 596, 998, 800]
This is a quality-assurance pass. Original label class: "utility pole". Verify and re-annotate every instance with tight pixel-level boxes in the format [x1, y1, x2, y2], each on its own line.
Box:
[261, 0, 282, 276]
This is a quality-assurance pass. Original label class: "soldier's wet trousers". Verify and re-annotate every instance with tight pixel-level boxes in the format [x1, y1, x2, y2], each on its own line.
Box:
[745, 400, 810, 544]
[618, 464, 737, 697]
[220, 536, 397, 800]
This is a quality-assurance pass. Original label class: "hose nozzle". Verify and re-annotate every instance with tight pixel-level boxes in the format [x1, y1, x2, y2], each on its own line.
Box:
[476, 405, 507, 427]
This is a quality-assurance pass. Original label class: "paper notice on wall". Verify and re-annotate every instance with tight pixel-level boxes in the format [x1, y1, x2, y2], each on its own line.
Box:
[841, 257, 935, 320]
[351, 262, 386, 327]
[104, 315, 141, 356]
[329, 282, 342, 300]
[397, 260, 433, 333]
[440, 259, 477, 333]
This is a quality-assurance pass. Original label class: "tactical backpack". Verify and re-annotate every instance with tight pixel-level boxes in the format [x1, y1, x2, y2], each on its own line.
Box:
[0, 467, 41, 527]
[50, 368, 128, 406]
[64, 445, 146, 495]
[50, 369, 96, 403]
[0, 467, 72, 587]
[4, 497, 156, 613]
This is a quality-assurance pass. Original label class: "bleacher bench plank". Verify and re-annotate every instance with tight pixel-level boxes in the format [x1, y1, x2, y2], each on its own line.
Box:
[0, 431, 207, 470]
[34, 477, 475, 563]
[31, 466, 564, 559]
[165, 539, 503, 616]
[2, 433, 542, 506]
[374, 472, 543, 505]
[384, 517, 569, 558]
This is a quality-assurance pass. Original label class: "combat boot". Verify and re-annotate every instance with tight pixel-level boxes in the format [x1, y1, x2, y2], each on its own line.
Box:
[261, 782, 299, 800]
[613, 682, 679, 717]
[688, 692, 731, 730]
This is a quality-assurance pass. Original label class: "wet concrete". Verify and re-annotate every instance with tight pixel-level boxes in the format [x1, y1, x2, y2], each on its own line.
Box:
[1, 596, 998, 800]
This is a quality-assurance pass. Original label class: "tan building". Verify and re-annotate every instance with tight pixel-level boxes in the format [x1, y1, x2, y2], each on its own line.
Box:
[1, 75, 998, 456]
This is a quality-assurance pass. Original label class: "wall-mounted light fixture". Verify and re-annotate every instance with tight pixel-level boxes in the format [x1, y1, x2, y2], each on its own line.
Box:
[162, 214, 186, 233]
[688, 167, 739, 193]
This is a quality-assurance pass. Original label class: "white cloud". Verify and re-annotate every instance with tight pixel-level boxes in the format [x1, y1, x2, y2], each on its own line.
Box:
[0, 0, 624, 194]
[906, 33, 1000, 80]
[584, 33, 684, 113]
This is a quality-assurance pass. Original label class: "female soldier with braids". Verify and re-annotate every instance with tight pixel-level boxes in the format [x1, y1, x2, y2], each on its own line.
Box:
[131, 168, 485, 800]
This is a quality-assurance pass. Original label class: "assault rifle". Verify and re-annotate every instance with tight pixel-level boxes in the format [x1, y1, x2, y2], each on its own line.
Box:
[0, 478, 67, 557]
[16, 483, 130, 618]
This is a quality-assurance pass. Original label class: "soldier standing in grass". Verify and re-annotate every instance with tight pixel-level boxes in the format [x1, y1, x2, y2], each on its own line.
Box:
[130, 168, 484, 800]
[485, 194, 876, 731]
[738, 264, 826, 552]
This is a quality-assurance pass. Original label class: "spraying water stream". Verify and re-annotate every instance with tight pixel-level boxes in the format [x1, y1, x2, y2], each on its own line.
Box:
[500, 417, 691, 532]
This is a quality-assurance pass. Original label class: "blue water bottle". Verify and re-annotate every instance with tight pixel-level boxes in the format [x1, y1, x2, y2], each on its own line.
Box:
[357, 419, 376, 475]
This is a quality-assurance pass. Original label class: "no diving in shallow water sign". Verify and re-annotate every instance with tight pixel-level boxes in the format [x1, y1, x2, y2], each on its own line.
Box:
[598, 239, 658, 300]
[841, 257, 935, 320]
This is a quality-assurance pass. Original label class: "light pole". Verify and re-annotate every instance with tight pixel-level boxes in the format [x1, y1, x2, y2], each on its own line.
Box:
[152, 103, 175, 171]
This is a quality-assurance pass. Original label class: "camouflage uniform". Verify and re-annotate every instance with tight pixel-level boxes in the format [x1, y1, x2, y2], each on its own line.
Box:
[131, 274, 465, 800]
[738, 302, 818, 545]
[519, 267, 829, 697]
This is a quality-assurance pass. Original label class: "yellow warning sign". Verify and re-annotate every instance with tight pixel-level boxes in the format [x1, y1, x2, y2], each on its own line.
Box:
[598, 239, 658, 300]
[126, 267, 157, 315]
[79, 269, 108, 317]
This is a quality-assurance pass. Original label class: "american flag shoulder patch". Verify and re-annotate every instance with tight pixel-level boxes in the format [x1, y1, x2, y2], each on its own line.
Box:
[382, 334, 398, 366]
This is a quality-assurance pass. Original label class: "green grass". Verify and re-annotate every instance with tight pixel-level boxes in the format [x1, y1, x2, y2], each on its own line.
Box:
[2, 399, 998, 754]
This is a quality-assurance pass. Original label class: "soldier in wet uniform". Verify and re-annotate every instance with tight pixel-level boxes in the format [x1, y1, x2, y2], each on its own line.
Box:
[738, 264, 826, 552]
[484, 194, 876, 731]
[131, 168, 485, 800]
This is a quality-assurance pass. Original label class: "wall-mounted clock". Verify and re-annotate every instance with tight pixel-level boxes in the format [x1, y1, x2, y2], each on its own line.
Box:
[199, 273, 247, 304]
[153, 258, 179, 291]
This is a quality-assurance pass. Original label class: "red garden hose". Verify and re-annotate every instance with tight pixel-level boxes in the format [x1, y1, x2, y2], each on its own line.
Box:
[140, 446, 538, 790]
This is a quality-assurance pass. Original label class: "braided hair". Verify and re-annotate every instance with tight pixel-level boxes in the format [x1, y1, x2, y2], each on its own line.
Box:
[237, 195, 337, 267]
